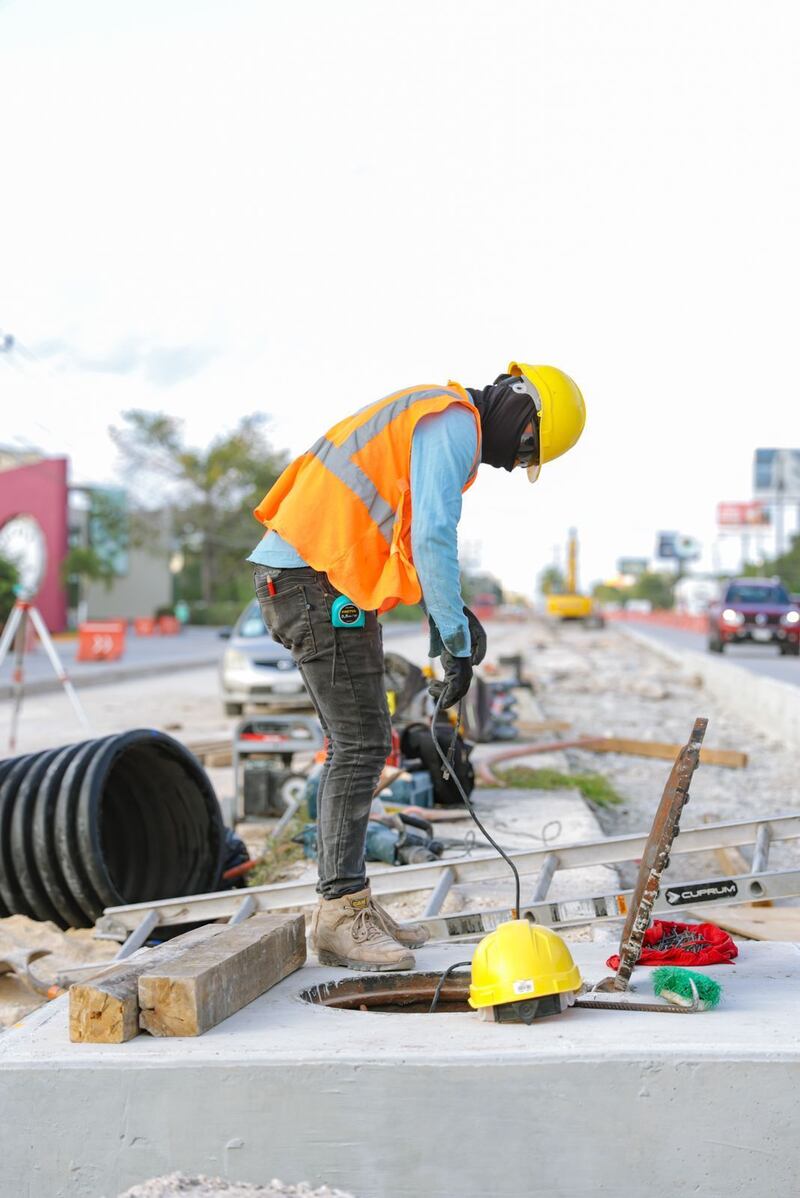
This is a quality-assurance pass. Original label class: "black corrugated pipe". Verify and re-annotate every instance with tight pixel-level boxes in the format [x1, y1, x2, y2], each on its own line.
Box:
[0, 730, 225, 928]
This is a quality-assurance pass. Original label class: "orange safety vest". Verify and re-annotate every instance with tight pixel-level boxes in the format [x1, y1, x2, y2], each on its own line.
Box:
[253, 383, 482, 613]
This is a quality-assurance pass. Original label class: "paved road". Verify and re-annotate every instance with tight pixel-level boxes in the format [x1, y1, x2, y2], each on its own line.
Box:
[628, 622, 800, 688]
[0, 626, 226, 693]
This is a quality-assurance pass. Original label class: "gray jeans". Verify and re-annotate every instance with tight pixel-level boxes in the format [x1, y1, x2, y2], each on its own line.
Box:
[253, 565, 392, 899]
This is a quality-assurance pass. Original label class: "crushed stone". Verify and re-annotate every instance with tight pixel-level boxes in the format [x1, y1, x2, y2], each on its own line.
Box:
[527, 620, 800, 888]
[116, 1173, 355, 1197]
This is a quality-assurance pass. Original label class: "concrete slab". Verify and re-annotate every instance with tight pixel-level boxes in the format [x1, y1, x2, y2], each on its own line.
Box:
[2, 941, 799, 1198]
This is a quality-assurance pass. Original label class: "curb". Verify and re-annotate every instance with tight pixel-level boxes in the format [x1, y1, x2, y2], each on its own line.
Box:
[617, 624, 800, 751]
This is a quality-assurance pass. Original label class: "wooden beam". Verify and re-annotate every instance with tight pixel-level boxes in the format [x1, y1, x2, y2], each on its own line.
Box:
[515, 720, 572, 735]
[69, 924, 227, 1044]
[693, 905, 800, 941]
[713, 844, 772, 907]
[138, 912, 306, 1037]
[582, 736, 748, 769]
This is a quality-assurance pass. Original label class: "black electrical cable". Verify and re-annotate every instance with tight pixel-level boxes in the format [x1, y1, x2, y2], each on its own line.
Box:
[429, 692, 522, 919]
[428, 960, 472, 1013]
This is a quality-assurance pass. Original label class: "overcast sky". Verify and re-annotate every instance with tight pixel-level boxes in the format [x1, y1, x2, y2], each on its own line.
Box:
[2, 0, 799, 595]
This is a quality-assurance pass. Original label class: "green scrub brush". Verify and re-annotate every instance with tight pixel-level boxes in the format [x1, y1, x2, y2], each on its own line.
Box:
[653, 967, 722, 1011]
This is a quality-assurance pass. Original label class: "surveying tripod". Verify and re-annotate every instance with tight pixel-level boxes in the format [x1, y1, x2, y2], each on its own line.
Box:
[0, 596, 89, 753]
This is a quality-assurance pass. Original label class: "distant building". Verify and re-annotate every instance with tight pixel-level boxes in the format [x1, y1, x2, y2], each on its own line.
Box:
[0, 449, 171, 631]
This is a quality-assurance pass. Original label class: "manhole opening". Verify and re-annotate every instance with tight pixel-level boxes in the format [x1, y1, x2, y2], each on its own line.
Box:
[300, 970, 472, 1013]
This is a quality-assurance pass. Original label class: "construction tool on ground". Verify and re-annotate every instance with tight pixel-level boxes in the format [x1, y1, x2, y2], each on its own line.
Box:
[593, 717, 707, 993]
[544, 528, 596, 622]
[432, 713, 718, 1022]
[96, 812, 800, 945]
[0, 595, 89, 751]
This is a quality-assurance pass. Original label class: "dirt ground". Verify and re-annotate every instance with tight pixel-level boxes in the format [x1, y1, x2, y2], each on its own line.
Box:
[527, 619, 800, 885]
[3, 616, 798, 1030]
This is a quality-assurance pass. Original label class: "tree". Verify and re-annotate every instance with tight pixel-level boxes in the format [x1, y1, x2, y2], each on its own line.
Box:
[744, 533, 800, 594]
[539, 565, 565, 596]
[110, 412, 287, 605]
[0, 554, 18, 626]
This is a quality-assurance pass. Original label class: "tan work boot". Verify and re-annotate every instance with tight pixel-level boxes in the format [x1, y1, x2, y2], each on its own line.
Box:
[370, 897, 430, 949]
[312, 886, 415, 971]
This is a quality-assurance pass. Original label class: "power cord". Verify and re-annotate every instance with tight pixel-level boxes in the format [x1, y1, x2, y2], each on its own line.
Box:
[426, 692, 525, 1015]
[430, 692, 522, 919]
[428, 959, 472, 1013]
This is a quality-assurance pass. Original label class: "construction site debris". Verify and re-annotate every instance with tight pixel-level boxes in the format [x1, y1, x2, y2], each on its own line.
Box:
[138, 913, 305, 1037]
[70, 924, 228, 1043]
[0, 730, 225, 927]
[0, 914, 117, 1026]
[117, 1174, 355, 1198]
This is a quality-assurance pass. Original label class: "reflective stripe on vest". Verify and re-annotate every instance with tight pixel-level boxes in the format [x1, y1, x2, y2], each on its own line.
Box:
[308, 387, 465, 543]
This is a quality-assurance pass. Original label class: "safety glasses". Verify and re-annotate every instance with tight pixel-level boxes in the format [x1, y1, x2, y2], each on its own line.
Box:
[514, 374, 542, 481]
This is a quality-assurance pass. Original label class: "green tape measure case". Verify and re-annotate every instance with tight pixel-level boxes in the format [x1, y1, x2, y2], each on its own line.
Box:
[331, 595, 365, 628]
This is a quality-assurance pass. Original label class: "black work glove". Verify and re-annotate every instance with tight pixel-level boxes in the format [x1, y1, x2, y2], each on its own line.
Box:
[428, 650, 473, 710]
[464, 606, 487, 665]
[427, 606, 488, 665]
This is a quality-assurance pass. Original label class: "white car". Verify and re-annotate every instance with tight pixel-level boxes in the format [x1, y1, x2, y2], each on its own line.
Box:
[219, 599, 312, 716]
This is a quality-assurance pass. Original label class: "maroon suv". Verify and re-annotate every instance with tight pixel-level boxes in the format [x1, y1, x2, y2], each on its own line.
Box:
[708, 578, 800, 655]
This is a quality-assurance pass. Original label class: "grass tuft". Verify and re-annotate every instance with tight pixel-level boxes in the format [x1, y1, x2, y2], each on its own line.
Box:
[244, 803, 309, 887]
[494, 765, 624, 807]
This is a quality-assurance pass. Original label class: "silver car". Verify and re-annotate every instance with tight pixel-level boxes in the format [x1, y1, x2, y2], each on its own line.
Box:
[219, 599, 311, 715]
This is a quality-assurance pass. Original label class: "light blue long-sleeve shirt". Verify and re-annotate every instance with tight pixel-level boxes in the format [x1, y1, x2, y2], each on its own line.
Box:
[248, 406, 478, 656]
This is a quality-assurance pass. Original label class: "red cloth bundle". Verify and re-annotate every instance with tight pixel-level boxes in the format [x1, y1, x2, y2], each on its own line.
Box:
[606, 919, 738, 969]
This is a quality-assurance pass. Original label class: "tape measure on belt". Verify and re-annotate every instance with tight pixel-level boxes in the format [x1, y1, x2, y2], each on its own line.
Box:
[331, 595, 366, 628]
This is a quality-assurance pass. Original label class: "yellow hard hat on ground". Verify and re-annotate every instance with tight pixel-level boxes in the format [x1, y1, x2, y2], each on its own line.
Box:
[507, 362, 586, 483]
[468, 920, 582, 1013]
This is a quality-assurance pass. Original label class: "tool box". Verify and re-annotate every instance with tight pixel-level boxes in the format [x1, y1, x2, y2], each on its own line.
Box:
[379, 770, 434, 808]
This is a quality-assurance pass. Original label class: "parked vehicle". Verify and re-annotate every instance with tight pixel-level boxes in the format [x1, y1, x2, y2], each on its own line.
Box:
[219, 599, 312, 715]
[707, 578, 800, 655]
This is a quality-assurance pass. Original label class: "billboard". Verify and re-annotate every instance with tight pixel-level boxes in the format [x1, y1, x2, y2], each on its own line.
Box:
[753, 449, 800, 497]
[717, 501, 771, 528]
[617, 557, 648, 577]
[657, 532, 701, 561]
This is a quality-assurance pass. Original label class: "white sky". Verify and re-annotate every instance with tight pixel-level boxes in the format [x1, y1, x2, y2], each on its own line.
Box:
[2, 0, 799, 595]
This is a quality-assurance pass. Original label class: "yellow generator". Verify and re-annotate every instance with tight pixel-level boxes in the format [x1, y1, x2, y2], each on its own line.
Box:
[545, 528, 595, 621]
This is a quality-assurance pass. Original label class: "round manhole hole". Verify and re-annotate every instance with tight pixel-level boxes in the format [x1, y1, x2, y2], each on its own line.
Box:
[300, 970, 472, 1013]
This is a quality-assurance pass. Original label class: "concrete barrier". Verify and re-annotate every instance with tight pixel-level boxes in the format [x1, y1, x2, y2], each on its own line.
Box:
[1, 941, 798, 1197]
[619, 625, 800, 750]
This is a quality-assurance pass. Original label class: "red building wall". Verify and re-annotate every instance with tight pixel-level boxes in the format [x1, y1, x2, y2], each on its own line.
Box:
[0, 458, 69, 632]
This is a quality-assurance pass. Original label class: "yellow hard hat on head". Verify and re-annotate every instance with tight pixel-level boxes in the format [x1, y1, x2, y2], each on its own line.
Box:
[507, 362, 586, 483]
[468, 920, 582, 1011]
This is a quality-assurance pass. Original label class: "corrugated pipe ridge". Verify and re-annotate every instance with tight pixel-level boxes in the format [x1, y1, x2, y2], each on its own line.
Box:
[0, 730, 225, 928]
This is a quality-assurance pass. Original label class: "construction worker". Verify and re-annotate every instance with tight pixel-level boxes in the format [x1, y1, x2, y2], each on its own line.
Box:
[249, 364, 585, 972]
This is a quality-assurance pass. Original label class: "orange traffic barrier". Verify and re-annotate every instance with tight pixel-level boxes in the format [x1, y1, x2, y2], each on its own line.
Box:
[157, 615, 180, 635]
[605, 610, 708, 634]
[77, 620, 126, 662]
[133, 617, 156, 636]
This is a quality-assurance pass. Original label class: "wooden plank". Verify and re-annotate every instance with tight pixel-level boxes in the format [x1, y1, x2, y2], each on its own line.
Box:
[583, 736, 748, 769]
[693, 904, 800, 941]
[69, 923, 227, 1044]
[515, 719, 572, 735]
[138, 912, 306, 1037]
[713, 844, 772, 907]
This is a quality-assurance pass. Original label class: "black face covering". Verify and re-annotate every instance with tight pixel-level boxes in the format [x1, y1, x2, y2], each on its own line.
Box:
[467, 375, 538, 472]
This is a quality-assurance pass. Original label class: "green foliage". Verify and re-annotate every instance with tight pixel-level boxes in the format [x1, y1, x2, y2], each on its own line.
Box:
[60, 546, 116, 591]
[744, 533, 800, 593]
[110, 411, 288, 605]
[539, 565, 565, 596]
[592, 570, 675, 610]
[494, 765, 624, 807]
[246, 802, 309, 886]
[0, 554, 19, 625]
[187, 600, 249, 626]
[380, 603, 424, 623]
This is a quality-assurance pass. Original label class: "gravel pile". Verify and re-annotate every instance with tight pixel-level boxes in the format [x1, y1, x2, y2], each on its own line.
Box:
[526, 620, 800, 887]
[117, 1174, 355, 1198]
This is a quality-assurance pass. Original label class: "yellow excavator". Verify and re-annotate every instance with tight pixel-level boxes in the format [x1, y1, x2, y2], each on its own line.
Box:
[545, 528, 595, 620]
